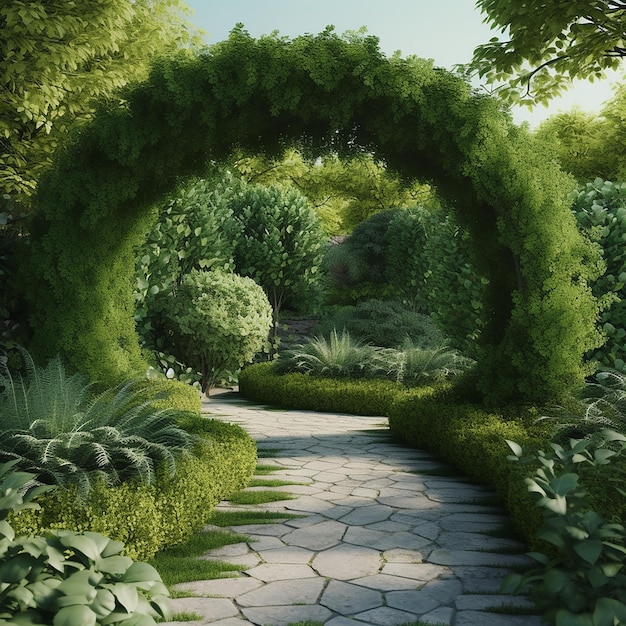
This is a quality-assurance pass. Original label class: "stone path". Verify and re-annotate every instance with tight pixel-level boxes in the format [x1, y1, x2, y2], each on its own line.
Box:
[164, 392, 542, 626]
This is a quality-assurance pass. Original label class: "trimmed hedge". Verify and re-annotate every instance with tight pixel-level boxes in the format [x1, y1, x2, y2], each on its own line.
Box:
[239, 362, 405, 416]
[387, 386, 547, 546]
[9, 415, 256, 560]
[238, 364, 626, 549]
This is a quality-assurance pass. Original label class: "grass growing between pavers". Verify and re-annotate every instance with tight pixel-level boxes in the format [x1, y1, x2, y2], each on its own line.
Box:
[149, 528, 248, 587]
[156, 611, 203, 623]
[227, 489, 299, 505]
[248, 478, 309, 487]
[254, 463, 287, 475]
[208, 510, 306, 526]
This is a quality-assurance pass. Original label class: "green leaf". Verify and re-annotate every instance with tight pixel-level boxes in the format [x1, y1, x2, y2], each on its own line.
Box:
[550, 473, 579, 496]
[593, 598, 626, 626]
[52, 605, 98, 626]
[59, 534, 101, 561]
[573, 539, 603, 565]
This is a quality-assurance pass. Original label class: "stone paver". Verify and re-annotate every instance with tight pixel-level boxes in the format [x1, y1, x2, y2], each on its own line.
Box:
[162, 392, 543, 626]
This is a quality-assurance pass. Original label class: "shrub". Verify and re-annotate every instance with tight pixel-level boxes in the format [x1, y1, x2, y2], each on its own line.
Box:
[540, 369, 626, 444]
[161, 270, 272, 393]
[572, 179, 626, 374]
[0, 461, 172, 625]
[9, 417, 257, 560]
[230, 182, 327, 331]
[502, 433, 626, 626]
[314, 299, 443, 348]
[134, 175, 243, 383]
[0, 353, 196, 500]
[398, 339, 474, 385]
[239, 362, 405, 416]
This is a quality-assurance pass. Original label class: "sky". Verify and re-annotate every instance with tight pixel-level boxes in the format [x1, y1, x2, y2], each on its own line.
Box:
[183, 0, 623, 128]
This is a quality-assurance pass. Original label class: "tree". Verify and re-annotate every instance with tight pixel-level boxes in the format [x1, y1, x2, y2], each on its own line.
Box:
[162, 270, 272, 395]
[233, 150, 429, 233]
[534, 84, 626, 183]
[471, 0, 626, 105]
[134, 175, 242, 372]
[535, 110, 610, 182]
[0, 0, 201, 205]
[230, 183, 327, 337]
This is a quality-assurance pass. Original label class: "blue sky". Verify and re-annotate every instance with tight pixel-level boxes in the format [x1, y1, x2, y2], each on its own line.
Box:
[183, 0, 623, 128]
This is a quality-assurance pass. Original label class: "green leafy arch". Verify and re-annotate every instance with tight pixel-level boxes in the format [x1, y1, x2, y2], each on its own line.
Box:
[24, 27, 602, 404]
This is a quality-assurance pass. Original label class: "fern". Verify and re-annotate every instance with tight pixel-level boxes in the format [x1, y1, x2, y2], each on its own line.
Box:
[541, 369, 626, 443]
[0, 352, 196, 500]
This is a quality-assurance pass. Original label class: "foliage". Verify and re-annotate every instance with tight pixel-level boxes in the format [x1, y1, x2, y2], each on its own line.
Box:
[9, 417, 257, 560]
[535, 111, 611, 183]
[471, 0, 626, 105]
[541, 370, 626, 444]
[134, 175, 243, 383]
[239, 362, 405, 416]
[161, 270, 272, 393]
[571, 179, 626, 374]
[229, 182, 326, 334]
[23, 26, 602, 403]
[233, 149, 430, 234]
[275, 329, 391, 379]
[384, 205, 432, 306]
[314, 299, 443, 349]
[276, 329, 471, 385]
[0, 0, 202, 206]
[0, 352, 195, 500]
[420, 212, 488, 359]
[0, 461, 172, 625]
[397, 339, 473, 386]
[502, 433, 626, 626]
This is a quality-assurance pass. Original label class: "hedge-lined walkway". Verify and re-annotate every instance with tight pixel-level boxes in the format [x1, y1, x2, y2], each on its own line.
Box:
[164, 392, 542, 626]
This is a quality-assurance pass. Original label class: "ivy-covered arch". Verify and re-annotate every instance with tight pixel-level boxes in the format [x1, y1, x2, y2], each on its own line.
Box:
[24, 27, 602, 404]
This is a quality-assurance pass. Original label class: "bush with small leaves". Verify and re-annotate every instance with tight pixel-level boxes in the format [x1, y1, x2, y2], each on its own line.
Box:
[0, 461, 172, 625]
[314, 299, 443, 349]
[572, 179, 626, 374]
[162, 270, 272, 394]
[502, 432, 626, 626]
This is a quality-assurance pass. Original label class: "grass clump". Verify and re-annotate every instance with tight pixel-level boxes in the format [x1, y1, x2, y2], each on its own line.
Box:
[149, 528, 247, 587]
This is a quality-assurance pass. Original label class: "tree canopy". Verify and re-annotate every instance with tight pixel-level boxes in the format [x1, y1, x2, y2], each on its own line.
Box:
[471, 0, 626, 105]
[0, 0, 201, 204]
[21, 27, 602, 405]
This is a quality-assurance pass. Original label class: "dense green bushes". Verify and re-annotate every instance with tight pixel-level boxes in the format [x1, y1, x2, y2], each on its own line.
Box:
[572, 179, 626, 374]
[239, 362, 403, 416]
[9, 415, 256, 560]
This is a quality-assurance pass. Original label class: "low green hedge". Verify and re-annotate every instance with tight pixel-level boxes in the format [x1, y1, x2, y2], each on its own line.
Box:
[387, 386, 548, 546]
[239, 362, 405, 415]
[9, 415, 256, 560]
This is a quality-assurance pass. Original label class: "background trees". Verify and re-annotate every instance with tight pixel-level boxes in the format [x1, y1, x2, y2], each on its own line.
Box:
[0, 0, 201, 206]
[471, 0, 626, 105]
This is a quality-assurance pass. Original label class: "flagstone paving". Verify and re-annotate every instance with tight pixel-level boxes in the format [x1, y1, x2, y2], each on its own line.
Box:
[162, 392, 542, 626]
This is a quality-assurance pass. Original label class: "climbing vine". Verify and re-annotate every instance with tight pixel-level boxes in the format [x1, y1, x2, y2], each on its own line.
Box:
[22, 26, 602, 403]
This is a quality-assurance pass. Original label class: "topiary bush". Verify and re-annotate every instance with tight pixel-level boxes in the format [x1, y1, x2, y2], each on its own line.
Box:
[134, 175, 243, 382]
[161, 270, 273, 394]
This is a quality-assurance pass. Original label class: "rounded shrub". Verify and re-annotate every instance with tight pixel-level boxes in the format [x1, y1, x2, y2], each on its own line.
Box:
[161, 270, 272, 393]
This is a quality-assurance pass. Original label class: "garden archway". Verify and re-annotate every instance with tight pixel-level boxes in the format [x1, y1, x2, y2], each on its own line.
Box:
[25, 27, 601, 404]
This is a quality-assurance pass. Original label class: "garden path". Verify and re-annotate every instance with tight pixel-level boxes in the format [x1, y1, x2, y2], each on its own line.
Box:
[163, 391, 542, 626]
